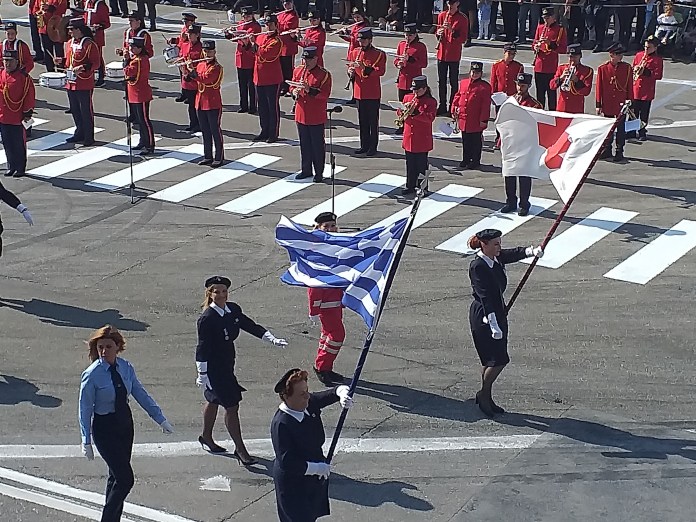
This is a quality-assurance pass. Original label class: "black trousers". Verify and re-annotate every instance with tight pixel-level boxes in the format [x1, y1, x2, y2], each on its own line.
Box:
[279, 56, 295, 94]
[504, 176, 532, 209]
[297, 123, 325, 178]
[534, 72, 556, 110]
[437, 60, 459, 111]
[603, 113, 626, 152]
[295, 0, 309, 16]
[92, 410, 135, 522]
[567, 6, 584, 44]
[461, 131, 483, 165]
[67, 89, 95, 141]
[237, 68, 256, 112]
[256, 83, 281, 139]
[0, 124, 27, 174]
[29, 15, 44, 61]
[405, 151, 428, 189]
[183, 89, 199, 130]
[617, 7, 635, 48]
[357, 98, 380, 153]
[315, 0, 334, 23]
[40, 33, 64, 72]
[130, 102, 154, 150]
[136, 0, 157, 27]
[197, 108, 224, 162]
[592, 7, 609, 48]
[632, 99, 651, 137]
[501, 1, 519, 41]
[109, 0, 129, 15]
[489, 1, 499, 36]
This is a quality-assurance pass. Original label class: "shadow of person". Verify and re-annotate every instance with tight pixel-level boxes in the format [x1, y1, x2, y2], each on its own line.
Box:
[0, 375, 62, 408]
[495, 412, 696, 462]
[0, 298, 149, 331]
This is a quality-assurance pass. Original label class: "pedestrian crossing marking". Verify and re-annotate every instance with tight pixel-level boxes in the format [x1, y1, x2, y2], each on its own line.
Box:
[215, 165, 347, 215]
[86, 143, 204, 191]
[1, 126, 105, 167]
[149, 153, 282, 203]
[369, 184, 484, 231]
[435, 197, 558, 255]
[603, 219, 696, 284]
[292, 173, 405, 225]
[522, 207, 639, 269]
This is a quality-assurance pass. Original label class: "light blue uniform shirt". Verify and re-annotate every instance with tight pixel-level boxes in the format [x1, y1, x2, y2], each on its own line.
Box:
[78, 357, 166, 444]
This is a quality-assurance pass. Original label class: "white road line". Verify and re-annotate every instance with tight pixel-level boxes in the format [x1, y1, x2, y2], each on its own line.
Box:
[436, 196, 557, 255]
[292, 173, 405, 225]
[648, 120, 696, 130]
[369, 184, 483, 231]
[603, 219, 696, 284]
[216, 165, 348, 215]
[522, 207, 638, 269]
[0, 466, 198, 522]
[0, 127, 104, 167]
[0, 119, 47, 152]
[149, 152, 281, 203]
[87, 143, 203, 191]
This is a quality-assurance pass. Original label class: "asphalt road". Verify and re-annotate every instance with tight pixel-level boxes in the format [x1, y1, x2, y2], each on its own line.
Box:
[1, 3, 696, 521]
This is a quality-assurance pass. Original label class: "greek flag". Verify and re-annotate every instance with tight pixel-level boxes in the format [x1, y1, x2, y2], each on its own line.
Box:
[275, 216, 409, 329]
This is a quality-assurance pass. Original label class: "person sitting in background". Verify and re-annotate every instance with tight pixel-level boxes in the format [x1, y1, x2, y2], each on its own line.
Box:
[655, 3, 680, 44]
[379, 0, 404, 31]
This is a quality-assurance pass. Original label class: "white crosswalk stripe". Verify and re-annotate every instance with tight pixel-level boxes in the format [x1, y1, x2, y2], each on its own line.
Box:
[1, 126, 104, 167]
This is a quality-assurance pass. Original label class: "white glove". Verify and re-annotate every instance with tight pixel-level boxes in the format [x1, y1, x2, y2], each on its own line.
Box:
[263, 331, 288, 348]
[525, 245, 544, 258]
[195, 361, 210, 389]
[82, 443, 94, 461]
[336, 385, 354, 409]
[305, 461, 331, 479]
[160, 420, 174, 434]
[16, 204, 33, 226]
[487, 313, 503, 340]
[308, 315, 320, 328]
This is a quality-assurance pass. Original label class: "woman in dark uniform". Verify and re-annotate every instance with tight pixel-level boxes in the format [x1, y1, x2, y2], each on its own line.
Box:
[1, 181, 33, 257]
[195, 275, 288, 465]
[270, 368, 353, 522]
[467, 229, 543, 417]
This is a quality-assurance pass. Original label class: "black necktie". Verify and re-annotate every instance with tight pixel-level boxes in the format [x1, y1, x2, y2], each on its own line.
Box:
[109, 364, 128, 413]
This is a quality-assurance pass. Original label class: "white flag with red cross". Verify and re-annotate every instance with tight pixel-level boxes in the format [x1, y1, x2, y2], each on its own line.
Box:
[495, 99, 616, 203]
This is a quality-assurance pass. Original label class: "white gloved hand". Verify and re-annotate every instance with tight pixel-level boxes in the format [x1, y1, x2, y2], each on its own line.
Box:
[160, 420, 174, 434]
[335, 385, 354, 409]
[16, 204, 33, 226]
[263, 331, 288, 348]
[525, 245, 544, 258]
[195, 361, 210, 388]
[487, 313, 503, 340]
[308, 315, 320, 328]
[305, 461, 331, 479]
[82, 443, 94, 461]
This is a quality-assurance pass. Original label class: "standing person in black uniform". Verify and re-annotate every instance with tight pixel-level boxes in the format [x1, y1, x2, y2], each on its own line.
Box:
[195, 275, 288, 465]
[467, 229, 543, 417]
[1, 182, 34, 257]
[78, 325, 174, 522]
[271, 368, 354, 522]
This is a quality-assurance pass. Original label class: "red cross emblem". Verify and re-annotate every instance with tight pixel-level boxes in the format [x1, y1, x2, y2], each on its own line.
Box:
[537, 117, 573, 170]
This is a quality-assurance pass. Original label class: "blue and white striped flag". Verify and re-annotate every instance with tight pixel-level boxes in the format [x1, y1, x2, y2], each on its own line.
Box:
[275, 216, 409, 329]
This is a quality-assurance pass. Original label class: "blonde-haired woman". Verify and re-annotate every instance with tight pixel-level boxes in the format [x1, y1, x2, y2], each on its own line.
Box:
[196, 275, 288, 465]
[78, 325, 173, 522]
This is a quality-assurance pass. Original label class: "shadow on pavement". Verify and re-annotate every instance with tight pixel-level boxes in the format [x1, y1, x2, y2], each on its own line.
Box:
[0, 375, 62, 408]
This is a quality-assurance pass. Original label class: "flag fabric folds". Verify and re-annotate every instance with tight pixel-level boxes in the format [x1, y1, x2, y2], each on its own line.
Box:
[275, 216, 409, 329]
[495, 98, 615, 203]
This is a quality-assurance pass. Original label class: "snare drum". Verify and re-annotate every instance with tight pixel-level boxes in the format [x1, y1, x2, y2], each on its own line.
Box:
[39, 72, 67, 88]
[163, 45, 180, 64]
[105, 61, 125, 80]
[66, 68, 77, 82]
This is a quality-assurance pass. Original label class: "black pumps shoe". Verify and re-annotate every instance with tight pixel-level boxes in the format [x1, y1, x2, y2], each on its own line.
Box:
[232, 450, 258, 467]
[198, 436, 227, 454]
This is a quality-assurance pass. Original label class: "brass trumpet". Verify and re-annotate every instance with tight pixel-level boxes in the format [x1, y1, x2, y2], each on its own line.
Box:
[633, 54, 648, 80]
[560, 64, 576, 91]
[394, 98, 418, 128]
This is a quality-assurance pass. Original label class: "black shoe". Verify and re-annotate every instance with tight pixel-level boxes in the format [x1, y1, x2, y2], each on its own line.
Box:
[296, 172, 312, 180]
[232, 450, 258, 467]
[266, 136, 278, 143]
[133, 143, 145, 151]
[12, 171, 25, 178]
[65, 136, 82, 143]
[402, 188, 416, 196]
[149, 25, 157, 31]
[517, 207, 529, 217]
[248, 109, 257, 115]
[436, 106, 448, 116]
[395, 127, 404, 135]
[500, 203, 516, 213]
[327, 370, 347, 384]
[4, 170, 15, 177]
[82, 139, 95, 147]
[198, 436, 227, 453]
[175, 95, 186, 103]
[346, 98, 357, 105]
[120, 13, 129, 18]
[468, 162, 481, 170]
[211, 160, 224, 168]
[313, 367, 335, 386]
[95, 78, 105, 87]
[637, 134, 647, 141]
[613, 152, 626, 162]
[139, 148, 154, 156]
[198, 159, 213, 166]
[365, 149, 377, 157]
[599, 148, 613, 160]
[458, 160, 468, 168]
[189, 127, 201, 134]
[353, 148, 367, 155]
[475, 391, 496, 418]
[252, 134, 268, 142]
[237, 107, 248, 113]
[313, 175, 323, 183]
[478, 393, 505, 414]
[64, 108, 71, 114]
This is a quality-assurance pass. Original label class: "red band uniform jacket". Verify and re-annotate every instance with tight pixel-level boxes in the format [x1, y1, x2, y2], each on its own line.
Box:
[194, 60, 223, 110]
[533, 22, 567, 74]
[515, 92, 543, 109]
[38, 0, 67, 37]
[123, 28, 153, 57]
[395, 39, 428, 91]
[451, 77, 492, 133]
[551, 62, 593, 114]
[235, 20, 262, 69]
[348, 46, 386, 100]
[596, 60, 632, 116]
[254, 32, 284, 86]
[436, 10, 468, 62]
[491, 59, 523, 95]
[402, 93, 437, 153]
[632, 51, 663, 101]
[0, 68, 36, 125]
[64, 37, 101, 91]
[2, 39, 34, 74]
[83, 0, 110, 48]
[341, 21, 368, 58]
[278, 10, 300, 58]
[291, 64, 332, 126]
[180, 40, 202, 91]
[124, 54, 152, 103]
[299, 26, 326, 67]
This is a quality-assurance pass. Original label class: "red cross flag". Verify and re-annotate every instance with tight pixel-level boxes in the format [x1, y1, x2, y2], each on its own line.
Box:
[495, 99, 616, 203]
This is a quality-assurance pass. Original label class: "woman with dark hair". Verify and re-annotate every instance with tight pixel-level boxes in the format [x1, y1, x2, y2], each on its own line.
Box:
[78, 325, 173, 522]
[195, 275, 288, 465]
[270, 368, 353, 522]
[467, 229, 543, 417]
[123, 37, 155, 155]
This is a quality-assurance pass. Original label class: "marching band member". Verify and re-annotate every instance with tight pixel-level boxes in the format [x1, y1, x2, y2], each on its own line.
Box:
[290, 46, 332, 183]
[490, 43, 522, 98]
[451, 62, 491, 170]
[29, 0, 45, 63]
[57, 18, 100, 146]
[169, 12, 197, 103]
[467, 229, 543, 417]
[117, 12, 153, 58]
[82, 0, 110, 87]
[196, 275, 288, 463]
[631, 35, 663, 142]
[298, 11, 326, 67]
[394, 24, 428, 103]
[38, 0, 67, 73]
[135, 0, 157, 31]
[399, 75, 436, 197]
[0, 50, 35, 179]
[596, 43, 632, 162]
[3, 22, 35, 74]
[348, 27, 386, 157]
[123, 37, 154, 156]
[180, 24, 203, 133]
[307, 213, 348, 385]
[1, 180, 34, 254]
[550, 44, 593, 114]
[338, 7, 368, 105]
[188, 40, 224, 168]
[252, 14, 283, 144]
[231, 6, 261, 115]
[532, 7, 567, 111]
[500, 73, 541, 216]
[435, 0, 468, 116]
[278, 0, 300, 97]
